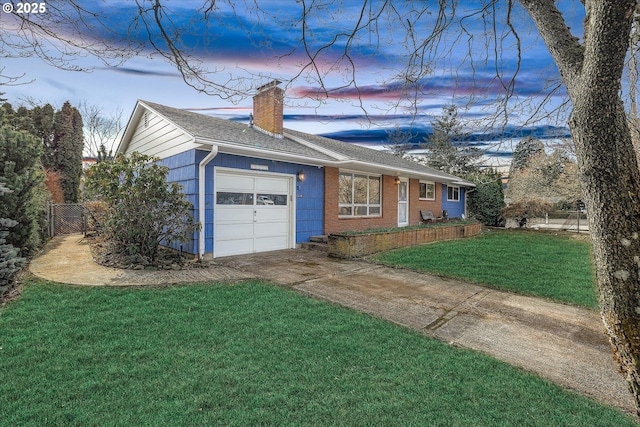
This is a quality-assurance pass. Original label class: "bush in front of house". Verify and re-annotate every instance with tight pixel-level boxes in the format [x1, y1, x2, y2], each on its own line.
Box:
[84, 200, 111, 236]
[466, 173, 505, 227]
[85, 152, 198, 262]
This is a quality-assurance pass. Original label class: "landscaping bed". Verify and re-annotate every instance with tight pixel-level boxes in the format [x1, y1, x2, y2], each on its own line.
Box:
[328, 222, 482, 258]
[86, 235, 203, 270]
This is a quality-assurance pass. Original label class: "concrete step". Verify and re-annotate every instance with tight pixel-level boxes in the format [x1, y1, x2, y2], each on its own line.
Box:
[309, 235, 328, 243]
[300, 241, 328, 252]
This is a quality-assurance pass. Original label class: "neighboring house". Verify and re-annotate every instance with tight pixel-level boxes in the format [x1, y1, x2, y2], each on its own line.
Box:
[116, 81, 474, 258]
[82, 157, 98, 170]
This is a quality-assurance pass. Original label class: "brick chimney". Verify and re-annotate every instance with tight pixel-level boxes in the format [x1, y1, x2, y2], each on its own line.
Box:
[252, 80, 284, 138]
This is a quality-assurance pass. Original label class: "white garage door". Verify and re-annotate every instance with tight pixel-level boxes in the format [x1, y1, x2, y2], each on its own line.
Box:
[214, 169, 294, 257]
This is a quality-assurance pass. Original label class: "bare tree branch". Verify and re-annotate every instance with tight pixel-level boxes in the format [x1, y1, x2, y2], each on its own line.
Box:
[79, 101, 123, 161]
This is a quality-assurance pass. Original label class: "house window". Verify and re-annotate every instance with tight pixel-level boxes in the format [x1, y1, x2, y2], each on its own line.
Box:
[338, 171, 381, 217]
[419, 181, 435, 200]
[216, 192, 254, 205]
[447, 185, 460, 201]
[257, 194, 287, 205]
[216, 192, 287, 206]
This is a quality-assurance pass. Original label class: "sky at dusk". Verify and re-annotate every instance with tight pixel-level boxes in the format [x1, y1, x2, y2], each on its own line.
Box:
[1, 1, 585, 167]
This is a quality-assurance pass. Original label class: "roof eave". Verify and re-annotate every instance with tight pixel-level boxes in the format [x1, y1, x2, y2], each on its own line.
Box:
[117, 100, 197, 155]
[115, 101, 145, 155]
[194, 138, 474, 186]
[283, 131, 349, 161]
[333, 159, 474, 186]
[194, 138, 329, 167]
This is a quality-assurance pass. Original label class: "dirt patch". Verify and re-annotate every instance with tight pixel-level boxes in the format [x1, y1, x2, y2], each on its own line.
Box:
[87, 235, 207, 271]
[0, 278, 24, 305]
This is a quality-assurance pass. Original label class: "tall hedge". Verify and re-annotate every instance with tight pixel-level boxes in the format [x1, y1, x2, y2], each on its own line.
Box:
[48, 102, 84, 203]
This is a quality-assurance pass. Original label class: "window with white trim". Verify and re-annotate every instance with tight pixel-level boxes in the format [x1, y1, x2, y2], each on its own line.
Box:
[447, 185, 460, 201]
[338, 171, 381, 217]
[419, 181, 435, 200]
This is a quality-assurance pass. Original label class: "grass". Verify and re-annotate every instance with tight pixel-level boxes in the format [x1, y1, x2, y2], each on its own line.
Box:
[0, 280, 634, 426]
[374, 229, 598, 308]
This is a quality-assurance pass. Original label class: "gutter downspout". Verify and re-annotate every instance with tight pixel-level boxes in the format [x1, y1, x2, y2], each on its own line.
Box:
[198, 145, 219, 259]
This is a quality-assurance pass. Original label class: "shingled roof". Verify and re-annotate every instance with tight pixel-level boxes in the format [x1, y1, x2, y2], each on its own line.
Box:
[139, 100, 336, 162]
[119, 100, 474, 186]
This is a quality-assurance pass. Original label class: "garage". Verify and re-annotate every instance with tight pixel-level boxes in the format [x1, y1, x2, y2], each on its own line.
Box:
[214, 168, 294, 257]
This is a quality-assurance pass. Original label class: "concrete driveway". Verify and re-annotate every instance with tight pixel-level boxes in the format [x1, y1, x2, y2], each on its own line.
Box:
[28, 235, 634, 414]
[217, 249, 634, 415]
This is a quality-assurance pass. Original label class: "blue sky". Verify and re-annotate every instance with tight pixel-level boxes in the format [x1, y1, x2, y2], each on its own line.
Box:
[1, 1, 584, 166]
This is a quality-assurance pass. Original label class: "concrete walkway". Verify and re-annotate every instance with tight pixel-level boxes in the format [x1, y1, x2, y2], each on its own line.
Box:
[29, 234, 257, 286]
[28, 234, 635, 415]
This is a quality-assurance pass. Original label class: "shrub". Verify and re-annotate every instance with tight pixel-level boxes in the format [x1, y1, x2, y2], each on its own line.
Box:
[467, 176, 505, 226]
[502, 199, 552, 227]
[0, 125, 47, 256]
[45, 170, 65, 204]
[85, 152, 198, 261]
[84, 200, 110, 236]
[0, 183, 26, 298]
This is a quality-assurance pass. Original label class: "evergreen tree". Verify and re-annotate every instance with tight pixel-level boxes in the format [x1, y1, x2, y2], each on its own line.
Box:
[421, 105, 480, 174]
[510, 136, 545, 171]
[32, 104, 55, 153]
[385, 125, 413, 157]
[49, 102, 84, 202]
[0, 182, 25, 295]
[466, 171, 505, 226]
[0, 103, 14, 127]
[0, 125, 45, 255]
[13, 106, 35, 134]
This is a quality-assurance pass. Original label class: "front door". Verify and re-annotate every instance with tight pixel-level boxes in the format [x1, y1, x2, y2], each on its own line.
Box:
[398, 178, 409, 226]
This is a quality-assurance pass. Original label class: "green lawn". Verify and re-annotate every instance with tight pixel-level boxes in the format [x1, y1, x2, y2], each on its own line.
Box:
[1, 280, 634, 426]
[374, 229, 598, 308]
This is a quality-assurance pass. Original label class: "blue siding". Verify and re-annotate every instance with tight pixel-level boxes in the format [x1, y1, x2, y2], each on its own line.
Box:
[160, 151, 198, 254]
[162, 149, 325, 255]
[441, 184, 466, 219]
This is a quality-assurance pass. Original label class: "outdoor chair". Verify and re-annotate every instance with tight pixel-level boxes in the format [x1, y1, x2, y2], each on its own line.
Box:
[420, 210, 443, 224]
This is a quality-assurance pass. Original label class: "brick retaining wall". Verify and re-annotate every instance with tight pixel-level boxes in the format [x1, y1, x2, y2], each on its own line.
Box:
[328, 223, 482, 258]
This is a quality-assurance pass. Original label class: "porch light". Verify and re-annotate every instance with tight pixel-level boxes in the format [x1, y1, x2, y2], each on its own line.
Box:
[297, 170, 306, 182]
[394, 176, 401, 185]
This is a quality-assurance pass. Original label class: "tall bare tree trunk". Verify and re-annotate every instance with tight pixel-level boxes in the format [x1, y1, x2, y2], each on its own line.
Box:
[630, 8, 640, 164]
[521, 0, 640, 413]
[571, 97, 640, 411]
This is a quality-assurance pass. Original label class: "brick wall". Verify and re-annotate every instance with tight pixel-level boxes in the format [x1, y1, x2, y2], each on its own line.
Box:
[324, 167, 401, 234]
[328, 223, 482, 258]
[410, 179, 443, 223]
[324, 166, 447, 234]
[252, 83, 284, 136]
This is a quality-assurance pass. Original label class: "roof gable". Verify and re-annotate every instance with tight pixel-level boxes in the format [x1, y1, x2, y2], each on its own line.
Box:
[118, 100, 335, 164]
